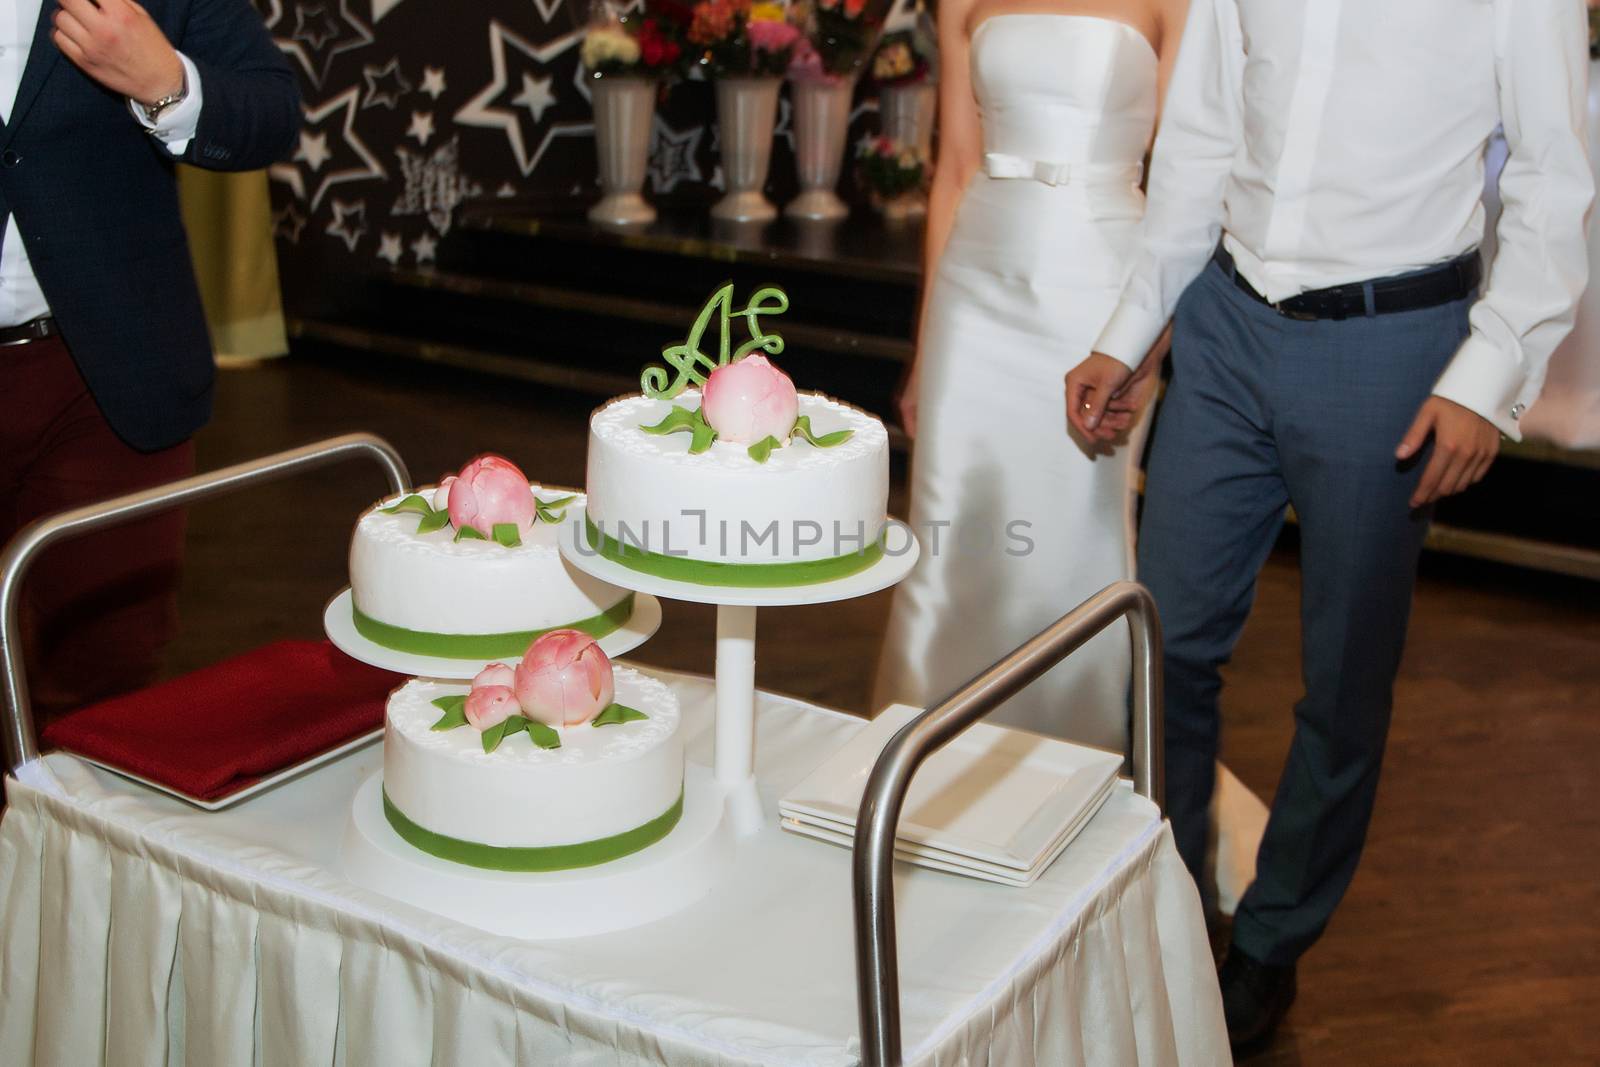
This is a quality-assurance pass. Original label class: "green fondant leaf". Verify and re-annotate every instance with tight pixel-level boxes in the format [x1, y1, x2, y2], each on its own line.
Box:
[526, 721, 562, 749]
[592, 703, 649, 727]
[492, 523, 523, 548]
[534, 493, 578, 525]
[689, 408, 718, 454]
[481, 719, 510, 753]
[500, 715, 530, 739]
[791, 415, 854, 449]
[415, 508, 452, 534]
[381, 494, 433, 516]
[640, 405, 701, 436]
[455, 525, 488, 542]
[430, 695, 468, 731]
[747, 435, 781, 464]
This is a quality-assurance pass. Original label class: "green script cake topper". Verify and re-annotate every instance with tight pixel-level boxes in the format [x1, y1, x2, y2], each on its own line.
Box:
[640, 282, 789, 399]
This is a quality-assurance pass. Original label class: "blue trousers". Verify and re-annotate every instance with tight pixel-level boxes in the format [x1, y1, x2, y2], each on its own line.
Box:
[1138, 260, 1472, 966]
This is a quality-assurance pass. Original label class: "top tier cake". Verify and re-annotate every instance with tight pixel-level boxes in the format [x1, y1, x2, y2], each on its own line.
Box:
[582, 283, 891, 586]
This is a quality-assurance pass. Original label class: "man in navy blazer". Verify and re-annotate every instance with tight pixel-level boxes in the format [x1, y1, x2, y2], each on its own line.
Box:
[0, 0, 299, 714]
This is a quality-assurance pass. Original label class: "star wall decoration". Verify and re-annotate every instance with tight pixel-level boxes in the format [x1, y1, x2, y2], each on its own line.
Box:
[531, 0, 566, 22]
[419, 66, 447, 100]
[376, 232, 404, 264]
[325, 198, 368, 251]
[454, 21, 589, 177]
[361, 58, 412, 109]
[410, 232, 438, 263]
[278, 1, 374, 89]
[407, 111, 435, 146]
[269, 87, 387, 211]
[272, 201, 308, 242]
[648, 118, 702, 194]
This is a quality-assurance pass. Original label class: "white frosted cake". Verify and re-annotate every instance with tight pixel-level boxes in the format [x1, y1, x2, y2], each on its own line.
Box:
[382, 667, 683, 869]
[350, 479, 633, 659]
[586, 389, 890, 585]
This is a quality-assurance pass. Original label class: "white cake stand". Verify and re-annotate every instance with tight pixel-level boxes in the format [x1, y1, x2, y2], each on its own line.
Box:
[558, 505, 920, 835]
[341, 762, 731, 939]
[322, 587, 663, 679]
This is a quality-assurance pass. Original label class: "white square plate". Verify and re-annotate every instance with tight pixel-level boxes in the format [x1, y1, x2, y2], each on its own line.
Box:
[780, 704, 1123, 871]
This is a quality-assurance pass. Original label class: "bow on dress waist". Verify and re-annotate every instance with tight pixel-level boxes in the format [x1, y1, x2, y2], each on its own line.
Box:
[982, 152, 1143, 189]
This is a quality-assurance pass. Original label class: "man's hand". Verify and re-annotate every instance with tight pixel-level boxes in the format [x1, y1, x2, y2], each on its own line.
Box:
[1065, 353, 1134, 438]
[1395, 396, 1500, 508]
[53, 0, 184, 108]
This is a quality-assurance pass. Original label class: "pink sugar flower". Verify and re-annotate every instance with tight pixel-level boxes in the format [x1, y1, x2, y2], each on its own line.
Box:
[514, 629, 616, 727]
[446, 454, 535, 538]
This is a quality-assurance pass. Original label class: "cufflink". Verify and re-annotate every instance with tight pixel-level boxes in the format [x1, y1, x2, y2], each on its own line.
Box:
[1510, 403, 1525, 420]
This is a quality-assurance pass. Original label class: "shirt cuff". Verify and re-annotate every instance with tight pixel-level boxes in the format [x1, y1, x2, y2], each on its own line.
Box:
[1093, 301, 1168, 372]
[127, 52, 203, 156]
[1431, 333, 1527, 441]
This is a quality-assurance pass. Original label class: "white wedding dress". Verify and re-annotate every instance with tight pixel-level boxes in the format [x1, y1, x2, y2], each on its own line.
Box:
[875, 14, 1159, 751]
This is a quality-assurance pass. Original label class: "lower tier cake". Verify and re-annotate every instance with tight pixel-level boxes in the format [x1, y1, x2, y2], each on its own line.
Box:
[382, 668, 683, 871]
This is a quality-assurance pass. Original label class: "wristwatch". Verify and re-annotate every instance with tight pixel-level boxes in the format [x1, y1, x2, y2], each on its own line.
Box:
[142, 71, 189, 124]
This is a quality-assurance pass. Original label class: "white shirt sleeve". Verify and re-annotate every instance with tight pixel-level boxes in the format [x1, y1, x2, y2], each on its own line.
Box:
[126, 51, 203, 156]
[1094, 0, 1246, 369]
[1432, 0, 1594, 439]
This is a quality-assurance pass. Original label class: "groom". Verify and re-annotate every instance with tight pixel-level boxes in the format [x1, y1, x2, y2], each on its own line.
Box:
[1065, 0, 1592, 1050]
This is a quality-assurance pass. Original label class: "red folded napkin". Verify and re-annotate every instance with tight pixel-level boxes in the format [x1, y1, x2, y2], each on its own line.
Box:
[41, 640, 402, 802]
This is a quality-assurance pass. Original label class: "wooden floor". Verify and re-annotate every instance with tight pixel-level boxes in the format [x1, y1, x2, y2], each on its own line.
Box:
[163, 355, 1600, 1064]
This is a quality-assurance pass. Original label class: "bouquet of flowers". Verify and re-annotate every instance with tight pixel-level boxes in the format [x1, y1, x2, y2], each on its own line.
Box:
[689, 0, 803, 77]
[788, 0, 884, 83]
[856, 136, 924, 201]
[868, 27, 932, 87]
[581, 0, 692, 78]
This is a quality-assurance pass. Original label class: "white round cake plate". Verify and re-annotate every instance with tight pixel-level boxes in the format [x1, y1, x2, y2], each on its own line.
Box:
[321, 587, 663, 680]
[558, 505, 920, 836]
[555, 505, 921, 608]
[341, 762, 732, 940]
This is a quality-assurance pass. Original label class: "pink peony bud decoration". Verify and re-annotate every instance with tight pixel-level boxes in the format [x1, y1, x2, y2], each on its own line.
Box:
[463, 685, 519, 732]
[431, 475, 456, 512]
[472, 662, 516, 690]
[513, 629, 615, 727]
[700, 355, 799, 446]
[446, 454, 535, 538]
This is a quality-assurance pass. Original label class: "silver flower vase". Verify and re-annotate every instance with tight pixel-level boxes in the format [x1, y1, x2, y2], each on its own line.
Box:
[877, 82, 936, 218]
[785, 75, 857, 221]
[588, 76, 658, 226]
[712, 76, 783, 223]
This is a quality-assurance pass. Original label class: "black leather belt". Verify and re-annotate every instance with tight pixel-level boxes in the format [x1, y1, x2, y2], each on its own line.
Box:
[0, 316, 58, 346]
[1213, 246, 1481, 321]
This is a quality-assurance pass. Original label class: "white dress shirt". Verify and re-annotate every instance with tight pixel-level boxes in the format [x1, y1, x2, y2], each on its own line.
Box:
[1096, 0, 1594, 438]
[1, 0, 202, 327]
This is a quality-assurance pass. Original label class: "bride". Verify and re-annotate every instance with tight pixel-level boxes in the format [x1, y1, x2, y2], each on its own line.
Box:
[874, 0, 1184, 750]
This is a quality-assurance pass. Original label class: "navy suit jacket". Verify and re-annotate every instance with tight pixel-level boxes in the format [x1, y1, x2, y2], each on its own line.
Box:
[0, 0, 300, 452]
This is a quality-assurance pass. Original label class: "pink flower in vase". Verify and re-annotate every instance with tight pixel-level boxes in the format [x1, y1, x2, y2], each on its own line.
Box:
[701, 354, 800, 445]
[788, 37, 826, 82]
[446, 454, 535, 538]
[514, 629, 616, 727]
[464, 685, 519, 732]
[747, 18, 801, 54]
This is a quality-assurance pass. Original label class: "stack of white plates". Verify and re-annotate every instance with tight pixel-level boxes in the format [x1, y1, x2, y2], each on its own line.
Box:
[779, 705, 1123, 886]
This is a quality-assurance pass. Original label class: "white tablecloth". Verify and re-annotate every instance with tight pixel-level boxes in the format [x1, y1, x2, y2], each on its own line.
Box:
[0, 668, 1227, 1066]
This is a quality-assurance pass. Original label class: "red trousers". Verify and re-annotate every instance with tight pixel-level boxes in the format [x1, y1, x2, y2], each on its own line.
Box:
[2, 335, 194, 721]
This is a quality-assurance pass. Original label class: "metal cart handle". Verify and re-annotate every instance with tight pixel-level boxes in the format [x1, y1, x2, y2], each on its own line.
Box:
[852, 580, 1164, 1067]
[1, 432, 410, 776]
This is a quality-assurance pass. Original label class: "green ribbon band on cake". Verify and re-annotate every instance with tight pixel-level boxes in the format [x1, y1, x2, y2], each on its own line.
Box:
[383, 788, 683, 872]
[584, 516, 883, 587]
[353, 592, 635, 658]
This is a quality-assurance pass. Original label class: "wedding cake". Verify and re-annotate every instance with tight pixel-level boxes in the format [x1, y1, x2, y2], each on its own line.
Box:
[350, 455, 635, 658]
[381, 630, 683, 870]
[584, 283, 891, 586]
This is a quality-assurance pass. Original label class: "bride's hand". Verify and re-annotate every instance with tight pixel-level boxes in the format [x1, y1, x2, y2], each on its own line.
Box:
[1065, 353, 1132, 438]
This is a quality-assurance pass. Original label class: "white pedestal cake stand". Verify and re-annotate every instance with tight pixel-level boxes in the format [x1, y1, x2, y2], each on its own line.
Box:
[322, 587, 663, 679]
[558, 505, 921, 836]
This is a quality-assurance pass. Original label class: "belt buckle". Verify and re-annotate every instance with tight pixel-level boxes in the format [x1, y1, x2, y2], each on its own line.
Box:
[1274, 300, 1319, 322]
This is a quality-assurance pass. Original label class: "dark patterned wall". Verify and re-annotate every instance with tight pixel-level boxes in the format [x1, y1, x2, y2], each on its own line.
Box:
[259, 0, 918, 309]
